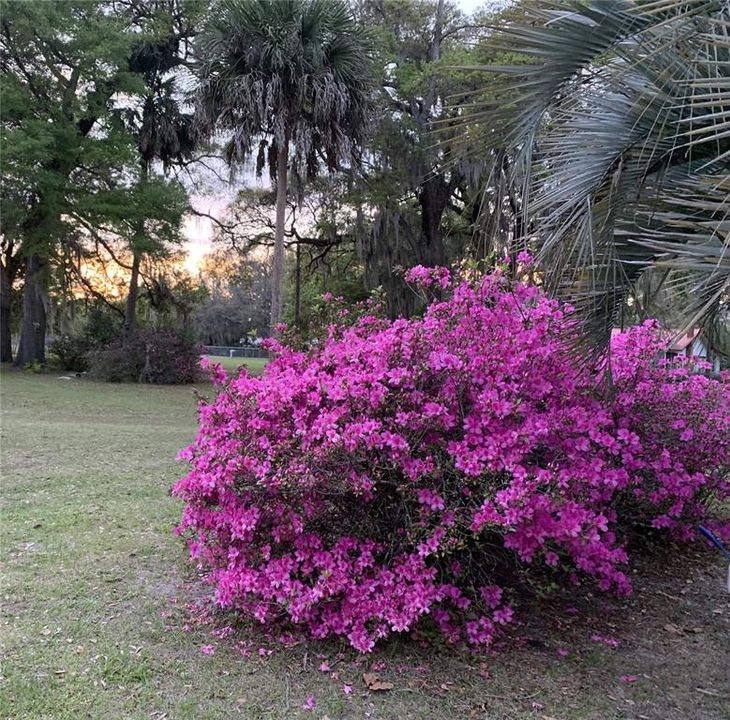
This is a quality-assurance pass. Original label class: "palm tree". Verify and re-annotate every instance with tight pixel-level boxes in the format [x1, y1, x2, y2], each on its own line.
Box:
[194, 0, 372, 330]
[464, 0, 729, 349]
[124, 79, 196, 337]
[124, 3, 199, 337]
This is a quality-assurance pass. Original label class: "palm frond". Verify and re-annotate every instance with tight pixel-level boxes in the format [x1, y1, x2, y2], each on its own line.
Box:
[193, 0, 374, 177]
[459, 0, 730, 350]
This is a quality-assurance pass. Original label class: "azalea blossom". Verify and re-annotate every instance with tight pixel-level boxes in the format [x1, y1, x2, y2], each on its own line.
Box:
[174, 268, 729, 652]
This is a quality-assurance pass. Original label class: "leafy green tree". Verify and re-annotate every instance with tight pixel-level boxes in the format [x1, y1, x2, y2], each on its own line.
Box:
[121, 0, 200, 336]
[466, 0, 730, 347]
[1, 0, 141, 365]
[353, 0, 489, 316]
[0, 0, 196, 364]
[193, 0, 373, 329]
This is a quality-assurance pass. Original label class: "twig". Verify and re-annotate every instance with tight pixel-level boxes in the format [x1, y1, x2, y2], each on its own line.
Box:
[283, 673, 290, 713]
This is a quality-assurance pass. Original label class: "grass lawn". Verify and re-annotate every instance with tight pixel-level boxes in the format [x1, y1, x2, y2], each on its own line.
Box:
[1, 369, 728, 720]
[202, 354, 268, 375]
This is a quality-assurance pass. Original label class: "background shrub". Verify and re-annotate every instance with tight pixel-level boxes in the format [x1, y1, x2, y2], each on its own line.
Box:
[174, 267, 729, 652]
[49, 332, 92, 373]
[49, 305, 124, 372]
[88, 327, 201, 384]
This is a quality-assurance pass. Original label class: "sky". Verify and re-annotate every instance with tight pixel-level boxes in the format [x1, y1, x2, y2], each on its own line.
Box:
[458, 0, 495, 12]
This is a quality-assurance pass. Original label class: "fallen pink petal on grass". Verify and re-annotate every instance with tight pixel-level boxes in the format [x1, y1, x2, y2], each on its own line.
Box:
[591, 633, 620, 648]
[303, 695, 316, 711]
[200, 644, 215, 655]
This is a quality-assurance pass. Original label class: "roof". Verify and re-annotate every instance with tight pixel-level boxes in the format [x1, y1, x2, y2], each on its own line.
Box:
[667, 328, 701, 352]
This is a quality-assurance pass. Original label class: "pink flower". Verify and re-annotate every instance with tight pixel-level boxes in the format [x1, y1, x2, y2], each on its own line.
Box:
[174, 266, 730, 654]
[492, 606, 514, 625]
[556, 648, 569, 657]
[302, 695, 316, 711]
[517, 251, 533, 267]
[343, 684, 353, 695]
[479, 585, 502, 609]
[319, 661, 330, 672]
[200, 358, 228, 386]
[200, 644, 215, 655]
[416, 488, 445, 512]
[591, 634, 620, 649]
[404, 265, 451, 289]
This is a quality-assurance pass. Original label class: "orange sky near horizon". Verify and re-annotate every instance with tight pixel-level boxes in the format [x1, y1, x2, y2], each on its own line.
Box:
[181, 194, 231, 275]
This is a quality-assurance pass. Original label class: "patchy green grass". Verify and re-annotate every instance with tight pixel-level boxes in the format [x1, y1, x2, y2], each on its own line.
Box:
[1, 369, 728, 720]
[202, 354, 268, 375]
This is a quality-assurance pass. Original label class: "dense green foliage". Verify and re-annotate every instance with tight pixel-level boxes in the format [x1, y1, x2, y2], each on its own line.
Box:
[49, 304, 124, 373]
[0, 0, 194, 366]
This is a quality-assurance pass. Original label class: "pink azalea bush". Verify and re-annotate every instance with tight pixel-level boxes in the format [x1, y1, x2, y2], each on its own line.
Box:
[173, 266, 729, 652]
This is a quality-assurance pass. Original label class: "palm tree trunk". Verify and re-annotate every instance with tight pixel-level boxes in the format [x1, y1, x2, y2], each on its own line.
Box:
[14, 253, 47, 367]
[270, 140, 288, 330]
[294, 241, 301, 326]
[124, 247, 142, 338]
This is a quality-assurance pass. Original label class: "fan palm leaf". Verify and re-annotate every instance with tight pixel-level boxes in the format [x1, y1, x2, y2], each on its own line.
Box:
[462, 0, 730, 351]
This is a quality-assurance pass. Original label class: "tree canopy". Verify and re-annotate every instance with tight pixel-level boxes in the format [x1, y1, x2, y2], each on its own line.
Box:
[1, 0, 727, 370]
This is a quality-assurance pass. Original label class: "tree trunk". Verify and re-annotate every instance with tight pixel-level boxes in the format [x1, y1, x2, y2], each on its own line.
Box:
[124, 248, 142, 338]
[14, 253, 47, 367]
[125, 161, 148, 339]
[418, 174, 448, 267]
[270, 140, 289, 330]
[294, 241, 301, 326]
[0, 261, 12, 363]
